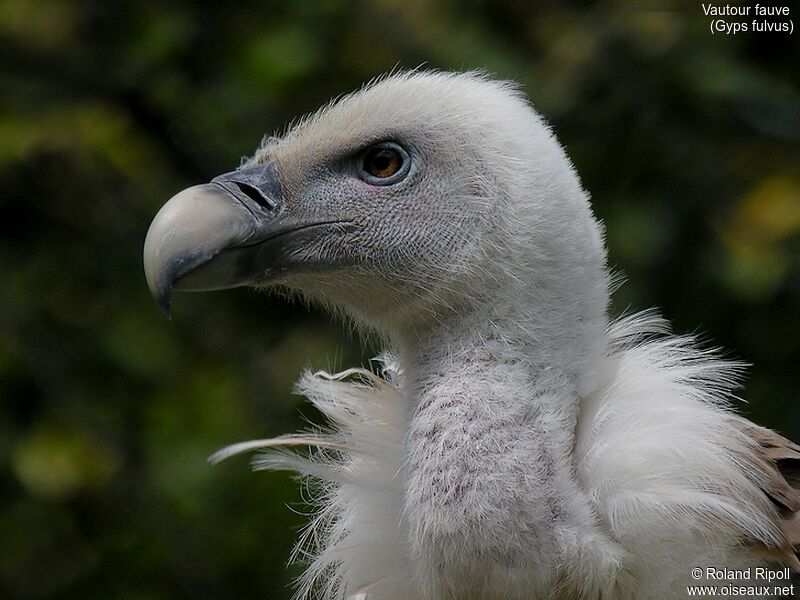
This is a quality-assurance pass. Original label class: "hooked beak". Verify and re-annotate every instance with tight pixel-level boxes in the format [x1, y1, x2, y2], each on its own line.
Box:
[143, 161, 291, 316]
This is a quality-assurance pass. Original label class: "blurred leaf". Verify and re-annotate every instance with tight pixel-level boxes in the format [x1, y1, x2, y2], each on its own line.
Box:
[0, 0, 78, 50]
[238, 27, 322, 93]
[11, 425, 119, 500]
[716, 175, 800, 301]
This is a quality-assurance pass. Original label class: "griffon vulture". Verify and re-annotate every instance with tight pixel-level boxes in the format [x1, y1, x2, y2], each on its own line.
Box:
[143, 71, 799, 600]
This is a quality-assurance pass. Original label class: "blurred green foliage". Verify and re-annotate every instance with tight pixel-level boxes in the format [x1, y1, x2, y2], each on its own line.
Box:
[0, 1, 798, 598]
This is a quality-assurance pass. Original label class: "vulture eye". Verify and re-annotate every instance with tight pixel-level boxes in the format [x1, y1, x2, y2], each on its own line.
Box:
[359, 142, 410, 185]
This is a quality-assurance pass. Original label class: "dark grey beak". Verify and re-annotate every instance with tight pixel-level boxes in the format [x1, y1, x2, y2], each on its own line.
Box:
[143, 161, 285, 316]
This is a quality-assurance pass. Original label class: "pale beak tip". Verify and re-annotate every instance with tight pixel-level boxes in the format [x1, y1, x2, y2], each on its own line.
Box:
[155, 285, 173, 320]
[144, 261, 173, 319]
[143, 235, 173, 319]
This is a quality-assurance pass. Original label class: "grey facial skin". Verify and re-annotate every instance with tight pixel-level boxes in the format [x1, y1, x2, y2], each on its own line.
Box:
[143, 160, 353, 316]
[144, 91, 495, 334]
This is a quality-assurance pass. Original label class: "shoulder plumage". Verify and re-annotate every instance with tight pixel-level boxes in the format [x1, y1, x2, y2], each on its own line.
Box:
[577, 311, 798, 590]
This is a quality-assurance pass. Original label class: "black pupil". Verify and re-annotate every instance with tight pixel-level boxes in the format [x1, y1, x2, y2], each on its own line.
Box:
[369, 149, 398, 175]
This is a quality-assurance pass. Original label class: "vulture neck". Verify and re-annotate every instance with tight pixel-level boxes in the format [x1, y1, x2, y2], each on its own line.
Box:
[389, 286, 609, 589]
[393, 278, 610, 409]
[393, 297, 603, 449]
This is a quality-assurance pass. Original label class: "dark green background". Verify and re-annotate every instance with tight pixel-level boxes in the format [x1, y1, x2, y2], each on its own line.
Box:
[1, 1, 798, 598]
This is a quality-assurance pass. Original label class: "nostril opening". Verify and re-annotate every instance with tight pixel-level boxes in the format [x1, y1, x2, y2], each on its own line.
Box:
[232, 182, 275, 209]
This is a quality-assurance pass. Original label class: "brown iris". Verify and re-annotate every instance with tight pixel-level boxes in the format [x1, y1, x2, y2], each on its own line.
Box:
[363, 146, 403, 178]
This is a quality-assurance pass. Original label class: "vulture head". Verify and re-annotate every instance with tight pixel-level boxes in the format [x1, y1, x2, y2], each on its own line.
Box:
[144, 72, 608, 389]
